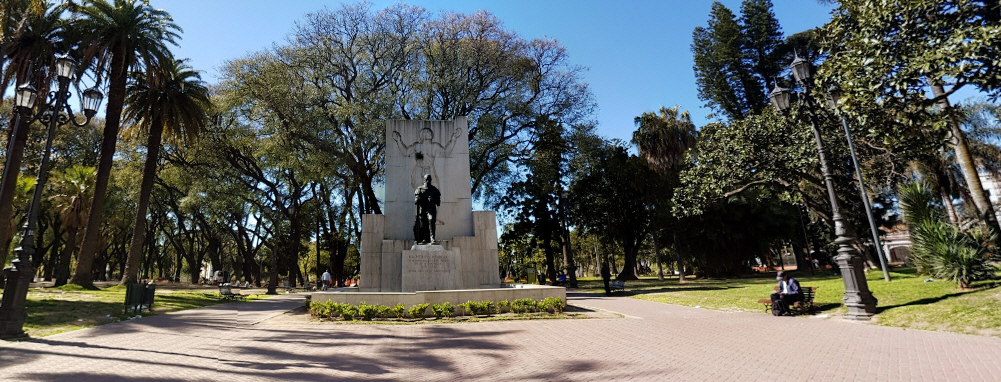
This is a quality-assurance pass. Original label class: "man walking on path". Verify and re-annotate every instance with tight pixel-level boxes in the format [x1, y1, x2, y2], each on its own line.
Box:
[321, 270, 331, 291]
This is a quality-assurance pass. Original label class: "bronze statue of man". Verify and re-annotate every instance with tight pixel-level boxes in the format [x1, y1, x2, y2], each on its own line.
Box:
[414, 174, 441, 244]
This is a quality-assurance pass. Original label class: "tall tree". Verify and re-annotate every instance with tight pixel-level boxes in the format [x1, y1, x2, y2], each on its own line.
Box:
[739, 0, 784, 95]
[120, 57, 209, 285]
[71, 0, 180, 286]
[692, 2, 763, 121]
[632, 106, 698, 281]
[499, 117, 574, 285]
[0, 2, 66, 268]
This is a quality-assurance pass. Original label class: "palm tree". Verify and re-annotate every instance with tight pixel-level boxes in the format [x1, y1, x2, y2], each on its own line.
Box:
[120, 58, 209, 285]
[70, 0, 179, 287]
[48, 165, 95, 286]
[0, 1, 67, 269]
[631, 105, 698, 282]
[632, 106, 698, 175]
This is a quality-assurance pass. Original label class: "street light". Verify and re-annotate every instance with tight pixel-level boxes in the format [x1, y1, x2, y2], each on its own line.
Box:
[0, 55, 103, 339]
[825, 85, 892, 282]
[769, 55, 877, 321]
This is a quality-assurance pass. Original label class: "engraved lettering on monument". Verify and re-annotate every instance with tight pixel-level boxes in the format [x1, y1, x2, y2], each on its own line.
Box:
[406, 252, 451, 273]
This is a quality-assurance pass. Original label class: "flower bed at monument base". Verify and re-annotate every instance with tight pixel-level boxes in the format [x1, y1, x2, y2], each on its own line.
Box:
[309, 297, 567, 321]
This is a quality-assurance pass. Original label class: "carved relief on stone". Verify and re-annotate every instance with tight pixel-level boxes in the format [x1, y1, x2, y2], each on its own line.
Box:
[391, 126, 462, 191]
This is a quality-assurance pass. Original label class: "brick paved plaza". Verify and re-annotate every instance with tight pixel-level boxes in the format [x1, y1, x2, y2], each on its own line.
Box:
[2, 293, 1000, 381]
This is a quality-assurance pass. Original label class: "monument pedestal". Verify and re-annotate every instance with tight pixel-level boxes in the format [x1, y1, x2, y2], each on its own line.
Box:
[359, 211, 500, 292]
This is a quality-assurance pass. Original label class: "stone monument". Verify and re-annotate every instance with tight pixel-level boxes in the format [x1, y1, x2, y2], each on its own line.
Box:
[359, 117, 502, 292]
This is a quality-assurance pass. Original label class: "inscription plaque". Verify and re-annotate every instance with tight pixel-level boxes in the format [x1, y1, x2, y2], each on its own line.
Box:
[401, 246, 461, 292]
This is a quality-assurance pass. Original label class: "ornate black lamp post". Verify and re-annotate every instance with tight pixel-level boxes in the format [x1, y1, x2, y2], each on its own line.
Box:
[0, 55, 103, 339]
[769, 55, 877, 320]
[825, 85, 892, 282]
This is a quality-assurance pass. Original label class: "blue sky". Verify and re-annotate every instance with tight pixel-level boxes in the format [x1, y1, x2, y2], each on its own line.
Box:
[158, 0, 837, 142]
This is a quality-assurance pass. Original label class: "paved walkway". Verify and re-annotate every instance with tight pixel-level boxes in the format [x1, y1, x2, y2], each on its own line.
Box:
[2, 292, 1000, 381]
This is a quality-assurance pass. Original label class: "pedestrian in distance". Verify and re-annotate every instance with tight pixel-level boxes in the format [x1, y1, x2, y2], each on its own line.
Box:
[321, 270, 331, 291]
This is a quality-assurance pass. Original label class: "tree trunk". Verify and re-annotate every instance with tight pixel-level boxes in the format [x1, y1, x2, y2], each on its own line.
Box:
[73, 49, 128, 287]
[617, 240, 639, 281]
[940, 189, 960, 226]
[174, 250, 182, 283]
[544, 241, 558, 285]
[331, 236, 347, 287]
[43, 239, 58, 281]
[267, 239, 279, 295]
[122, 119, 164, 285]
[0, 112, 30, 268]
[674, 230, 685, 283]
[654, 231, 664, 281]
[54, 229, 77, 287]
[933, 84, 1001, 236]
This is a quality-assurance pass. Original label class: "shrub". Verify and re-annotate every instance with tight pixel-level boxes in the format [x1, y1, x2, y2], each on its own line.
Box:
[512, 298, 536, 313]
[311, 301, 350, 319]
[340, 305, 359, 320]
[483, 301, 495, 315]
[509, 300, 525, 314]
[309, 300, 326, 318]
[497, 300, 510, 313]
[377, 305, 392, 319]
[409, 303, 430, 319]
[457, 301, 473, 316]
[537, 298, 552, 313]
[431, 302, 454, 319]
[901, 181, 998, 288]
[541, 297, 565, 313]
[358, 302, 380, 321]
[390, 303, 406, 319]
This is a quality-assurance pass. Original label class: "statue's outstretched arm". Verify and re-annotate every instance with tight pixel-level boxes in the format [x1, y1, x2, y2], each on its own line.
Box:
[441, 126, 463, 156]
[393, 130, 417, 155]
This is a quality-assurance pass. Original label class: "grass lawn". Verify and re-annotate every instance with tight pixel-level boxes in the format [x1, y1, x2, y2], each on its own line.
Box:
[575, 267, 1001, 337]
[0, 284, 270, 338]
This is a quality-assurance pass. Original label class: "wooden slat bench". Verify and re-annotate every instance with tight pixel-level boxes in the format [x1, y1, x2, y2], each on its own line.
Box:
[757, 286, 817, 315]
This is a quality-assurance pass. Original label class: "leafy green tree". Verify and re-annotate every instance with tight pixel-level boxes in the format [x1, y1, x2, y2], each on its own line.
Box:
[120, 57, 209, 285]
[572, 143, 656, 280]
[72, 0, 180, 286]
[820, 0, 1001, 239]
[499, 117, 581, 285]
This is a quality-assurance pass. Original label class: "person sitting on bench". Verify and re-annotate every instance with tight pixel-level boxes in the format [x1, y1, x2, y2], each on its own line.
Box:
[770, 271, 802, 316]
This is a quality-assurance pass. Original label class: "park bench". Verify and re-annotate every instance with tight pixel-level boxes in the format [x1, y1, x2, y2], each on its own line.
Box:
[757, 286, 817, 315]
[610, 280, 626, 293]
[219, 284, 246, 301]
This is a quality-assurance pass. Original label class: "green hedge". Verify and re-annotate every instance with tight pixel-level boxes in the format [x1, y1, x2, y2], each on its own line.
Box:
[309, 297, 566, 321]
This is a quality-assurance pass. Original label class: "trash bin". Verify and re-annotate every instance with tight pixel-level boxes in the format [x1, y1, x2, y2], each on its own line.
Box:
[124, 282, 156, 315]
[527, 269, 537, 284]
[143, 283, 156, 310]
